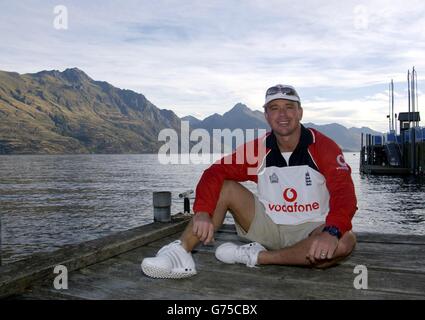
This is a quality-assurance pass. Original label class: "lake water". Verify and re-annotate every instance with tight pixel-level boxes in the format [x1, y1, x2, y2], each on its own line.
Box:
[0, 153, 424, 263]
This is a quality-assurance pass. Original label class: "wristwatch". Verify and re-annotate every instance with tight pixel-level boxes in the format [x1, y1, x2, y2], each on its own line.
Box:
[322, 225, 342, 239]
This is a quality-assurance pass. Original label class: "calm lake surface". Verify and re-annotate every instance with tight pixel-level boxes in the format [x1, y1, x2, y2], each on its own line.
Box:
[0, 153, 424, 263]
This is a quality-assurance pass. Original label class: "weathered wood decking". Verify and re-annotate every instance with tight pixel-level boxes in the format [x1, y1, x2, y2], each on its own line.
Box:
[1, 214, 425, 300]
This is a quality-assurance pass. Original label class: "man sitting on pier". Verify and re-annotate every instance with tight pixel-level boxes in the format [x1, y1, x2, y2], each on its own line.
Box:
[142, 84, 357, 279]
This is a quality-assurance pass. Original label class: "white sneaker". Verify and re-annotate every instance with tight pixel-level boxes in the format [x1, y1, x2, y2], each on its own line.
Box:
[141, 240, 197, 279]
[215, 242, 266, 268]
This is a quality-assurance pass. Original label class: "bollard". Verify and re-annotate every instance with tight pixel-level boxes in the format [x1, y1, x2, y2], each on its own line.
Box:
[179, 190, 194, 214]
[153, 191, 171, 222]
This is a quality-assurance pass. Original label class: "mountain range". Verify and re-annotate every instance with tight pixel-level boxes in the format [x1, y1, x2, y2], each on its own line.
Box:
[0, 68, 380, 154]
[182, 103, 380, 151]
[0, 68, 180, 153]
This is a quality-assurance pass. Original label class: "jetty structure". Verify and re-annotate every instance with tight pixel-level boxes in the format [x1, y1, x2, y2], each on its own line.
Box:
[1, 191, 425, 300]
[360, 67, 424, 176]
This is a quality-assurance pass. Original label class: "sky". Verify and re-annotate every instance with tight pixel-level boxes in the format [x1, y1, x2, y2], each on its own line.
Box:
[1, 0, 424, 132]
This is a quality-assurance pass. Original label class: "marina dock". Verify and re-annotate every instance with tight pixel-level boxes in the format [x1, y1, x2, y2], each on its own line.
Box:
[1, 214, 425, 300]
[360, 68, 424, 176]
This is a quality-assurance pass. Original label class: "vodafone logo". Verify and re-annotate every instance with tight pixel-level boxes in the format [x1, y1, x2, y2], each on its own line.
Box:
[268, 187, 319, 213]
[336, 154, 349, 170]
[283, 188, 297, 202]
[336, 154, 346, 166]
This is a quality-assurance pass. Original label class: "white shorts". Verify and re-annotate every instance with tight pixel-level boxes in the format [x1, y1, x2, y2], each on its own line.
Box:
[235, 195, 325, 250]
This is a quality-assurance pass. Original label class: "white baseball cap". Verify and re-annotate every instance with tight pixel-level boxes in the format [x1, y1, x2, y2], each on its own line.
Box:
[263, 84, 301, 108]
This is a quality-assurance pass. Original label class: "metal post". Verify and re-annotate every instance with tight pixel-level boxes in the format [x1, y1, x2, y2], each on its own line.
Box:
[414, 67, 419, 127]
[153, 191, 172, 222]
[360, 132, 364, 170]
[391, 79, 395, 132]
[367, 134, 371, 164]
[388, 83, 392, 132]
[179, 190, 194, 214]
[411, 128, 417, 174]
[365, 134, 368, 165]
[184, 198, 190, 213]
[408, 69, 411, 127]
[387, 115, 391, 133]
[412, 67, 416, 124]
[395, 114, 397, 135]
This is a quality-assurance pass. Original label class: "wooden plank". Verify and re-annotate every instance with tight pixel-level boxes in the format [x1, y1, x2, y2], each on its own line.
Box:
[9, 222, 425, 300]
[217, 223, 238, 233]
[356, 232, 425, 245]
[128, 244, 425, 297]
[190, 251, 425, 297]
[146, 231, 425, 273]
[143, 231, 425, 293]
[20, 245, 425, 300]
[17, 251, 238, 300]
[218, 225, 425, 246]
[340, 250, 425, 274]
[0, 214, 190, 299]
[10, 287, 87, 300]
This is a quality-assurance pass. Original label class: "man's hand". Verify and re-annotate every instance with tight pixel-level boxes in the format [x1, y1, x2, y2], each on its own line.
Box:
[307, 232, 339, 264]
[192, 212, 215, 245]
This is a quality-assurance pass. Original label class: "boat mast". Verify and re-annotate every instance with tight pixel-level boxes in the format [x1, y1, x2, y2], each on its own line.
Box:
[388, 82, 391, 132]
[408, 70, 411, 125]
[414, 67, 419, 127]
[412, 67, 416, 126]
[391, 79, 395, 132]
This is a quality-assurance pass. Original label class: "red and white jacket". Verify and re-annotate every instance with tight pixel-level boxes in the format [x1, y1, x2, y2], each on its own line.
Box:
[193, 125, 357, 236]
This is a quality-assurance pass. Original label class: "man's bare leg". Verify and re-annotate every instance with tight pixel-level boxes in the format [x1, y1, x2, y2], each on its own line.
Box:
[179, 180, 256, 252]
[179, 181, 356, 268]
[257, 226, 356, 268]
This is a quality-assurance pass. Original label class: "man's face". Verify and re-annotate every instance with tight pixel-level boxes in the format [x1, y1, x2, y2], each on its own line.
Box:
[264, 99, 303, 137]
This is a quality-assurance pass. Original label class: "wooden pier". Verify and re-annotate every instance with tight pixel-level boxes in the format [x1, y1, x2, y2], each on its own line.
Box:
[1, 214, 425, 300]
[360, 165, 411, 175]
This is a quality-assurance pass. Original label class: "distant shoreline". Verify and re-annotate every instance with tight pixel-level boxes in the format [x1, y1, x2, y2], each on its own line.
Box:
[0, 150, 361, 156]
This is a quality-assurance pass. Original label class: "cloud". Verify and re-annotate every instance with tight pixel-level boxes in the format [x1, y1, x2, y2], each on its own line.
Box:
[0, 0, 424, 131]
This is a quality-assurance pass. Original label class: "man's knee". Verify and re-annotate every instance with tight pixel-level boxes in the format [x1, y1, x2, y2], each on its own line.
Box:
[219, 180, 240, 201]
[339, 231, 356, 257]
[331, 231, 356, 261]
[313, 232, 356, 269]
